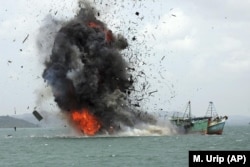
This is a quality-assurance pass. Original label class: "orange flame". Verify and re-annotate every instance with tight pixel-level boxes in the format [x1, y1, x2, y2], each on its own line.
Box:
[88, 21, 113, 43]
[88, 21, 103, 29]
[71, 109, 101, 136]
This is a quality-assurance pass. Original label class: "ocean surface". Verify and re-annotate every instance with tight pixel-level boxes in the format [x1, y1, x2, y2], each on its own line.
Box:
[0, 125, 249, 167]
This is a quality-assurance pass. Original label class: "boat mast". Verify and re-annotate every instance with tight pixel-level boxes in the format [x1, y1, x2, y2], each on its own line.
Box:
[206, 101, 217, 117]
[188, 101, 191, 119]
[184, 101, 191, 119]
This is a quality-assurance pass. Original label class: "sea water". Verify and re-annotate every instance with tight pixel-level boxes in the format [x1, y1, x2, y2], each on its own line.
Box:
[0, 126, 249, 167]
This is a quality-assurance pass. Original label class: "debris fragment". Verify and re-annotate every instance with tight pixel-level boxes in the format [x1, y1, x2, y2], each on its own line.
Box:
[33, 110, 43, 121]
[135, 12, 139, 16]
[22, 34, 29, 43]
[132, 103, 140, 107]
[152, 34, 156, 40]
[161, 56, 165, 61]
[148, 90, 158, 96]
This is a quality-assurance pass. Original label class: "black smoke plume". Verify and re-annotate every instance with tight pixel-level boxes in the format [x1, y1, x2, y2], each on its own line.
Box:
[42, 3, 156, 134]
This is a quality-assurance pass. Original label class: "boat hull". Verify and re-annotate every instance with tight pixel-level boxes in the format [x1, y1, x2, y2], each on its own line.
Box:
[207, 119, 226, 135]
[170, 117, 209, 134]
[189, 118, 208, 134]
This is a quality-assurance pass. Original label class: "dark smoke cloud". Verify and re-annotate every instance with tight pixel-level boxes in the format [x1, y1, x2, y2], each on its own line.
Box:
[41, 2, 156, 133]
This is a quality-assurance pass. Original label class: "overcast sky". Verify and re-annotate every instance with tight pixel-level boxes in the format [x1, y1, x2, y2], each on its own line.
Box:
[0, 0, 249, 117]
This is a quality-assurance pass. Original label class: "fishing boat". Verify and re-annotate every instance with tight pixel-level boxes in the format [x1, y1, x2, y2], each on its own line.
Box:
[205, 102, 228, 135]
[170, 101, 209, 134]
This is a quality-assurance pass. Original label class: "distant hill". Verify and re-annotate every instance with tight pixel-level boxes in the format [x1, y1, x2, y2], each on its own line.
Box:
[12, 111, 68, 128]
[226, 115, 250, 125]
[0, 116, 38, 128]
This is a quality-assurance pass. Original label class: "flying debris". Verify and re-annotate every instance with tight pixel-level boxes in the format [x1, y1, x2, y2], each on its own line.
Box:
[148, 90, 158, 96]
[151, 34, 156, 40]
[22, 34, 29, 43]
[161, 56, 165, 61]
[7, 60, 12, 65]
[33, 110, 43, 121]
[40, 3, 156, 135]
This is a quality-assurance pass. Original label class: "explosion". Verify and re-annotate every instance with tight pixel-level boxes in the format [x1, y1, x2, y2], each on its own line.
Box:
[41, 2, 156, 135]
[71, 109, 101, 136]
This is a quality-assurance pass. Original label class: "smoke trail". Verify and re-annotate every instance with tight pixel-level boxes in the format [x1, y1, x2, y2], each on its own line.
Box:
[41, 2, 156, 134]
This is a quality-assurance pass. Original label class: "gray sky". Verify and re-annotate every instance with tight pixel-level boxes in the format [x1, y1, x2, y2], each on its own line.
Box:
[0, 0, 249, 117]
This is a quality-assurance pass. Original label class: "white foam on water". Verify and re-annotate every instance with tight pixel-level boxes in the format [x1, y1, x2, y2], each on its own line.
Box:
[116, 123, 177, 137]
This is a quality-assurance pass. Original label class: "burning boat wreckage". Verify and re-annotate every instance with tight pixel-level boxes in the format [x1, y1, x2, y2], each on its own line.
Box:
[38, 4, 160, 136]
